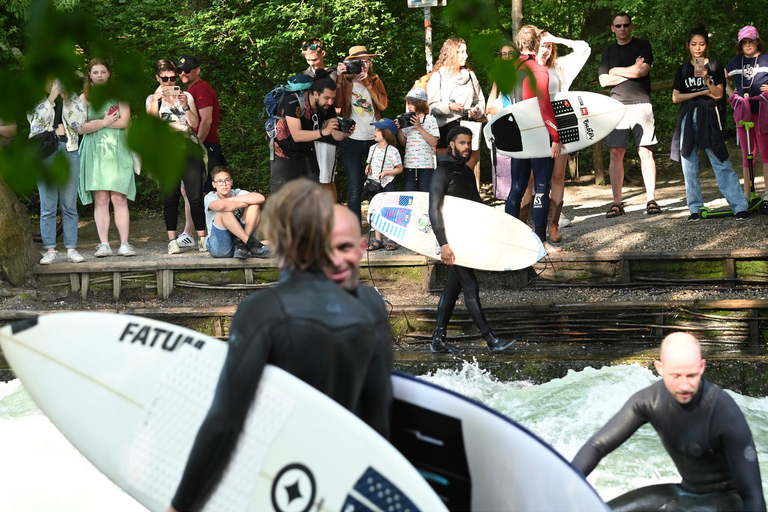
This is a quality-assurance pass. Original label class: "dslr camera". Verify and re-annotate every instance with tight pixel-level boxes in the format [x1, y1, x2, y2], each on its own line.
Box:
[343, 59, 364, 75]
[396, 112, 416, 128]
[335, 116, 356, 133]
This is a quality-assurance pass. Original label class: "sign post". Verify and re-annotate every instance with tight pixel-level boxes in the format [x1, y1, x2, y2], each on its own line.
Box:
[407, 0, 446, 73]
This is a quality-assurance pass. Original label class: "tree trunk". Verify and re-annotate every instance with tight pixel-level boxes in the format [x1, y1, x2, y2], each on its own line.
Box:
[511, 0, 523, 42]
[0, 180, 39, 286]
[593, 140, 605, 184]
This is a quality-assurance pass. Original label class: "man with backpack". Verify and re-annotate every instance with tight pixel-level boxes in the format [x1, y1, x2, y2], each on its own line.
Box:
[269, 74, 352, 193]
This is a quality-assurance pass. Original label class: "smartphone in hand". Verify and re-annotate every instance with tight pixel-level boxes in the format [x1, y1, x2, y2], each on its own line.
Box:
[107, 105, 119, 116]
[172, 86, 181, 96]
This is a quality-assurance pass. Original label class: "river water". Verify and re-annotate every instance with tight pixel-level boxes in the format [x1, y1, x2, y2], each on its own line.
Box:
[1, 363, 766, 511]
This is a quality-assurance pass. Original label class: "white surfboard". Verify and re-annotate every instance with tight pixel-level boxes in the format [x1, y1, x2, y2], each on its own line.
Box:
[391, 372, 609, 512]
[483, 91, 626, 158]
[368, 191, 547, 271]
[0, 312, 447, 512]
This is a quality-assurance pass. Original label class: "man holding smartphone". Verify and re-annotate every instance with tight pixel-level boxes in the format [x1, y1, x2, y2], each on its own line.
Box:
[599, 13, 660, 218]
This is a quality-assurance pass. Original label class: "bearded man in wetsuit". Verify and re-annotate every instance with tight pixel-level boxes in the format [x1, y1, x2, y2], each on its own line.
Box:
[429, 126, 515, 354]
[167, 179, 393, 512]
[573, 332, 765, 512]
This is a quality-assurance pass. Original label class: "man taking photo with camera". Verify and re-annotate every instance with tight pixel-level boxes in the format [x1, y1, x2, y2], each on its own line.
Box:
[270, 74, 353, 193]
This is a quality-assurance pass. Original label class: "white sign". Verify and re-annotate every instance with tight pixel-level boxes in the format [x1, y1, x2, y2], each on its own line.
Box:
[407, 0, 446, 7]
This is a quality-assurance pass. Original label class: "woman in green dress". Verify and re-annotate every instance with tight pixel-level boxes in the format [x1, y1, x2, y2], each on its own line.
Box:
[78, 58, 136, 257]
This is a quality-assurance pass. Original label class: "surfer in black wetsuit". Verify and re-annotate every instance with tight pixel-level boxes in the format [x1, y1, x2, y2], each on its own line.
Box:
[429, 126, 515, 354]
[573, 332, 765, 512]
[167, 179, 393, 512]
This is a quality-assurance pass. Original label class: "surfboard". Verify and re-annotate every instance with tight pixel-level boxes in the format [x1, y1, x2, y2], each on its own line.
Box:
[0, 312, 447, 512]
[390, 371, 609, 512]
[368, 191, 547, 271]
[483, 91, 626, 159]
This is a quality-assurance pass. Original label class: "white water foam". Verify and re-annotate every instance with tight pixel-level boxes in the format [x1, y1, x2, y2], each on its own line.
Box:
[2, 364, 766, 509]
[0, 381, 147, 512]
[421, 361, 768, 502]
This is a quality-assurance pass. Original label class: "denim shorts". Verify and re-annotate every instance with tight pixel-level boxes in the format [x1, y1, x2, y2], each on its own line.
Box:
[207, 222, 239, 258]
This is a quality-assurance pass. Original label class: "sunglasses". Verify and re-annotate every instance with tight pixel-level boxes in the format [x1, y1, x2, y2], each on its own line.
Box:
[159, 76, 177, 82]
[178, 68, 196, 74]
[302, 43, 323, 51]
[614, 23, 631, 28]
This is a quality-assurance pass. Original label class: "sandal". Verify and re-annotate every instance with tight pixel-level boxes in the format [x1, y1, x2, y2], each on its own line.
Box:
[385, 240, 398, 251]
[366, 239, 384, 251]
[605, 203, 625, 218]
[646, 199, 662, 215]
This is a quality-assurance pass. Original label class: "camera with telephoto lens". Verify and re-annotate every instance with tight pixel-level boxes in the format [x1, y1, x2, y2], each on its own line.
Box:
[343, 59, 364, 75]
[335, 116, 356, 133]
[396, 112, 416, 128]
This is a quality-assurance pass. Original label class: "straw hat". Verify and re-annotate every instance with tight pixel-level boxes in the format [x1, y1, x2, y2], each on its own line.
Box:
[345, 46, 380, 59]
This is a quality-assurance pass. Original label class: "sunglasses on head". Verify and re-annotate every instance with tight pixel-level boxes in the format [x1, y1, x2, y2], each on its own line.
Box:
[302, 43, 323, 51]
[614, 23, 631, 28]
[159, 75, 177, 82]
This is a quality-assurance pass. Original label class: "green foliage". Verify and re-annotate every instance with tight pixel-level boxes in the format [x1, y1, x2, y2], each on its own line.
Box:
[3, 0, 768, 204]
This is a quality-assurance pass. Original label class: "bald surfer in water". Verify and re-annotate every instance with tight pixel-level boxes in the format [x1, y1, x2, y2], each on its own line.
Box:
[573, 332, 765, 512]
[167, 180, 393, 512]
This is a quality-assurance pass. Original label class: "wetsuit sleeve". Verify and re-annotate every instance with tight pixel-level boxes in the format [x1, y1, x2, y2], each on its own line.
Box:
[429, 164, 451, 247]
[714, 393, 766, 512]
[171, 291, 283, 511]
[524, 69, 560, 143]
[572, 389, 650, 476]
[357, 288, 394, 439]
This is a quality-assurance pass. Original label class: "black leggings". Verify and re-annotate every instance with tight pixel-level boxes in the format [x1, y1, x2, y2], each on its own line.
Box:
[504, 157, 554, 241]
[435, 265, 491, 336]
[164, 155, 206, 232]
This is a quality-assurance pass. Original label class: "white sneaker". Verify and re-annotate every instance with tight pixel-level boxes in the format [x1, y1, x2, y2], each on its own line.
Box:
[118, 242, 136, 257]
[168, 239, 181, 255]
[39, 250, 57, 265]
[558, 214, 572, 228]
[67, 249, 84, 263]
[176, 232, 196, 249]
[198, 236, 207, 252]
[94, 243, 113, 258]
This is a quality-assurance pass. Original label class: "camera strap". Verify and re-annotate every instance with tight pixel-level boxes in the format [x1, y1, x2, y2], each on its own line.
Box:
[377, 145, 389, 182]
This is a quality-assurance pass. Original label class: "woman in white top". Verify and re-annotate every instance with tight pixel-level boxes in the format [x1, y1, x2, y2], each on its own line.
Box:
[427, 37, 485, 187]
[536, 32, 590, 242]
[145, 59, 207, 255]
[28, 79, 87, 265]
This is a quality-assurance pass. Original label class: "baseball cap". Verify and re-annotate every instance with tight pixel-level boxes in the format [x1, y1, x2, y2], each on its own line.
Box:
[405, 87, 428, 103]
[371, 118, 398, 136]
[738, 26, 760, 44]
[177, 55, 200, 72]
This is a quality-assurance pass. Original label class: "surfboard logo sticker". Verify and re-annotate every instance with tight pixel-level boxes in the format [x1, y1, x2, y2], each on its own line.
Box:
[118, 322, 205, 350]
[342, 466, 422, 512]
[271, 463, 316, 512]
[376, 193, 414, 207]
[580, 107, 588, 116]
[583, 119, 595, 140]
[381, 207, 411, 228]
[417, 214, 432, 234]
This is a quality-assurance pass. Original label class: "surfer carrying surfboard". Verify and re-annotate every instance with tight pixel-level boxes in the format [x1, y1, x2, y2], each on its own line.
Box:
[428, 126, 515, 354]
[167, 179, 393, 512]
[503, 25, 564, 254]
[572, 332, 765, 512]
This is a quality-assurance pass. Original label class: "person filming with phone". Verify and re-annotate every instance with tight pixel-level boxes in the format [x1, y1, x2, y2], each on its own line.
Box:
[146, 59, 208, 256]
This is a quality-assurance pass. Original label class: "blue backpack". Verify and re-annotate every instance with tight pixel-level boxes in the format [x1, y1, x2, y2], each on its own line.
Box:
[264, 74, 313, 160]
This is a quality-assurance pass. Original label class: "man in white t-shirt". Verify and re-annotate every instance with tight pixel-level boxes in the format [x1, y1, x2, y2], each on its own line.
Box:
[204, 167, 270, 259]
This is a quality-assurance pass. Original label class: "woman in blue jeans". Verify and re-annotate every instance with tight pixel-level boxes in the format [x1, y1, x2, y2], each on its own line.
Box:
[28, 79, 88, 264]
[335, 45, 388, 220]
[671, 24, 748, 220]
